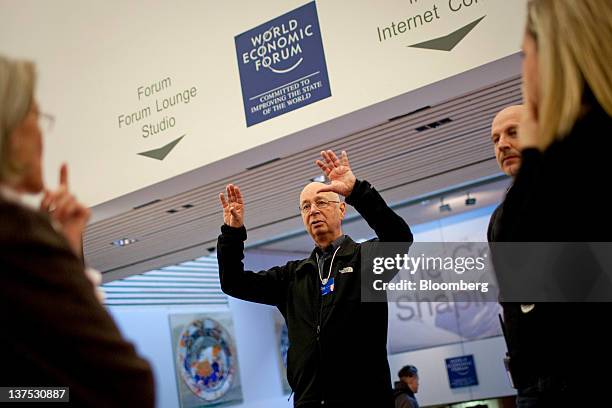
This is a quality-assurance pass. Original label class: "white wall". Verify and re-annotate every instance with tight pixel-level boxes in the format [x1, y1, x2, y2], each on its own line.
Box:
[107, 249, 304, 408]
[110, 301, 293, 408]
[389, 337, 514, 407]
[387, 204, 514, 406]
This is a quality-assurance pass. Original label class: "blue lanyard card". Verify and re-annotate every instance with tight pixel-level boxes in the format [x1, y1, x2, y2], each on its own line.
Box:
[320, 277, 335, 296]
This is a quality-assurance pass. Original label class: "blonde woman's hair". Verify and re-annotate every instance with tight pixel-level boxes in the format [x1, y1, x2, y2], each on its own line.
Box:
[0, 55, 36, 183]
[526, 0, 612, 149]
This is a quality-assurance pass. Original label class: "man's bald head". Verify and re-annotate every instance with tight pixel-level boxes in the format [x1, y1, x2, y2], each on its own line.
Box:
[300, 182, 340, 204]
[493, 106, 524, 128]
[299, 182, 345, 248]
[491, 105, 524, 177]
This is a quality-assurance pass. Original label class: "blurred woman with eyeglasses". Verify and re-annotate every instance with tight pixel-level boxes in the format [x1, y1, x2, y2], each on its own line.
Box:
[0, 54, 155, 407]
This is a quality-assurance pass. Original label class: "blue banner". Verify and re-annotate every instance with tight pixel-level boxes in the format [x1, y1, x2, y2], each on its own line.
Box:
[445, 355, 479, 389]
[235, 2, 332, 126]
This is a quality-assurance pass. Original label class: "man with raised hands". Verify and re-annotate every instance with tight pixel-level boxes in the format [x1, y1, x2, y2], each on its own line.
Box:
[217, 150, 412, 408]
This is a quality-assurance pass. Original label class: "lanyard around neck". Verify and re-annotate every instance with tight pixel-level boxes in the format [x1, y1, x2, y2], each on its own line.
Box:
[316, 246, 341, 285]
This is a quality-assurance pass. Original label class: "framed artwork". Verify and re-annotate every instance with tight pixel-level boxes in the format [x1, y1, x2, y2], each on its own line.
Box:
[273, 310, 291, 395]
[169, 312, 243, 407]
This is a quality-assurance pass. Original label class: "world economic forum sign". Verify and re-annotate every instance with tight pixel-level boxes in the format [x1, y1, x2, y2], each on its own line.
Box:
[235, 2, 332, 127]
[445, 354, 479, 389]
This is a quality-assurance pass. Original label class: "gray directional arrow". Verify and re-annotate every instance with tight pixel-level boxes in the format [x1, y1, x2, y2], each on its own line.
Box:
[408, 16, 486, 51]
[138, 135, 185, 160]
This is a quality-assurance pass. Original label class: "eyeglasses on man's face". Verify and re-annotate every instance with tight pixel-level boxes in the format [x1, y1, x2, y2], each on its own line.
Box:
[299, 199, 340, 214]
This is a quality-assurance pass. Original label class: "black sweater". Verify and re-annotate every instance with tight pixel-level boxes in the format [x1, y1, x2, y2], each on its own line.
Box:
[0, 199, 155, 407]
[217, 179, 413, 407]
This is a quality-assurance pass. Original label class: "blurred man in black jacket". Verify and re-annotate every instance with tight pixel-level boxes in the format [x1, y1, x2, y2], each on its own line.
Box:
[487, 105, 544, 400]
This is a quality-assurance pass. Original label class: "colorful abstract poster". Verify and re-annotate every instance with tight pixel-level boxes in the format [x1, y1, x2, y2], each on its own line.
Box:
[169, 312, 243, 407]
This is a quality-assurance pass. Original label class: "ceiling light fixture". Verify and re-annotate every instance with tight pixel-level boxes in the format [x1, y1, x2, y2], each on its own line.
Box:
[111, 238, 137, 247]
[465, 192, 477, 206]
[439, 197, 451, 213]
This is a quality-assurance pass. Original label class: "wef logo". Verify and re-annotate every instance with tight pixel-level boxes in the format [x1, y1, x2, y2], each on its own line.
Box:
[235, 2, 332, 127]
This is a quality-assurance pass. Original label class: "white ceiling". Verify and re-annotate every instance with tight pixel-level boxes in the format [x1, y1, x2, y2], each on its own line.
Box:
[85, 58, 522, 283]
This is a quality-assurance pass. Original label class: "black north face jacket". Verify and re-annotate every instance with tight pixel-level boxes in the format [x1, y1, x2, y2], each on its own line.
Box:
[217, 179, 413, 407]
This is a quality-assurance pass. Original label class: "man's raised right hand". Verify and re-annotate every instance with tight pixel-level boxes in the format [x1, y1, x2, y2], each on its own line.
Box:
[219, 184, 244, 228]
